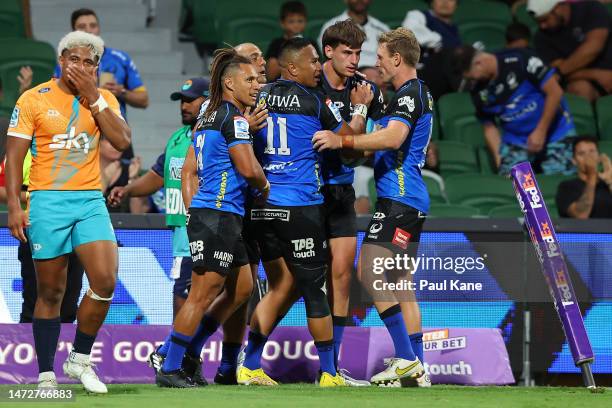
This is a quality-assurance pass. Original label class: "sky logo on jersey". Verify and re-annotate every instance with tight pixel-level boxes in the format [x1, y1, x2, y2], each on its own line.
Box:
[9, 107, 19, 128]
[233, 116, 250, 140]
[326, 98, 342, 122]
[49, 127, 91, 154]
[398, 96, 415, 112]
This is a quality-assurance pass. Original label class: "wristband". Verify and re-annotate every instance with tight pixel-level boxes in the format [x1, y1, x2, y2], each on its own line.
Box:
[342, 135, 355, 149]
[89, 94, 109, 115]
[352, 104, 368, 120]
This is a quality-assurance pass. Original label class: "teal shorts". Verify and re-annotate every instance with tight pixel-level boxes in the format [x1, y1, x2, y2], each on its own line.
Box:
[27, 190, 116, 260]
[172, 225, 190, 257]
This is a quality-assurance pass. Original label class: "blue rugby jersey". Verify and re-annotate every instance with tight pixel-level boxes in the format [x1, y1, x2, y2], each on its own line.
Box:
[374, 78, 432, 213]
[190, 101, 252, 216]
[471, 48, 575, 147]
[318, 71, 385, 185]
[253, 79, 343, 206]
[55, 46, 145, 119]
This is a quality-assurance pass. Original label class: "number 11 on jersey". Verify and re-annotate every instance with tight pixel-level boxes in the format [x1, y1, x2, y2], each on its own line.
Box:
[264, 117, 291, 156]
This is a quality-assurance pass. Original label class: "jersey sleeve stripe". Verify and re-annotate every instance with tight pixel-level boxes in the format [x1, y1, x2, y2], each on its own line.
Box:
[7, 131, 33, 140]
[227, 140, 251, 148]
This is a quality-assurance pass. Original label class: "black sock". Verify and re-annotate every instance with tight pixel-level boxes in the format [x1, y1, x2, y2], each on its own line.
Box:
[73, 329, 96, 355]
[32, 317, 61, 373]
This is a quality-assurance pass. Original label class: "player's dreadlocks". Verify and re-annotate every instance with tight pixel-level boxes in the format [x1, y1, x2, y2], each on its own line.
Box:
[206, 48, 252, 116]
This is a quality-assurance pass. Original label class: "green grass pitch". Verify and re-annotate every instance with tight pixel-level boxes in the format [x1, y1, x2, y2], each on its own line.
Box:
[1, 384, 610, 408]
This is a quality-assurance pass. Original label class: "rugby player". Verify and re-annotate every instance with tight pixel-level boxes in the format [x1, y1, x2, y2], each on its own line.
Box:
[155, 48, 269, 388]
[6, 31, 131, 393]
[318, 19, 385, 386]
[237, 37, 363, 387]
[313, 27, 432, 386]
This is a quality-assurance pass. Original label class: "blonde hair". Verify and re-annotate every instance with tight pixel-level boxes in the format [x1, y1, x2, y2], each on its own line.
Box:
[378, 27, 420, 68]
[57, 31, 104, 62]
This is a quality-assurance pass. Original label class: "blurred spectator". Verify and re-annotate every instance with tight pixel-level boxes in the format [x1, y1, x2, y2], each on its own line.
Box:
[454, 45, 576, 176]
[100, 138, 146, 213]
[403, 0, 462, 99]
[528, 0, 612, 102]
[266, 1, 319, 81]
[319, 0, 390, 67]
[505, 21, 531, 49]
[402, 0, 461, 51]
[556, 136, 612, 218]
[354, 195, 371, 214]
[17, 66, 33, 95]
[57, 8, 149, 161]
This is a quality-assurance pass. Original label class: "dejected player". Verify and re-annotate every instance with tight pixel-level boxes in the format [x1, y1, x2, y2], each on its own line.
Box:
[313, 27, 432, 387]
[6, 31, 131, 393]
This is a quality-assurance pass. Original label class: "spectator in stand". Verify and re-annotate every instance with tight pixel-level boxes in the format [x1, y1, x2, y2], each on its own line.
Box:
[402, 0, 462, 99]
[528, 0, 612, 102]
[505, 21, 532, 49]
[354, 195, 371, 215]
[266, 1, 319, 81]
[319, 0, 390, 68]
[57, 8, 149, 160]
[556, 136, 612, 218]
[454, 45, 577, 176]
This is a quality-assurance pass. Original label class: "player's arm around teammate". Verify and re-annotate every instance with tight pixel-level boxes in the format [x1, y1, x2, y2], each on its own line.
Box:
[313, 28, 432, 387]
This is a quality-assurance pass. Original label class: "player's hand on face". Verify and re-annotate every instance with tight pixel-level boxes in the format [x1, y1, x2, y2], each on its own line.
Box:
[244, 104, 268, 133]
[312, 130, 342, 151]
[526, 127, 546, 154]
[66, 65, 100, 104]
[350, 82, 374, 107]
[598, 153, 612, 185]
[107, 186, 126, 207]
[8, 207, 29, 243]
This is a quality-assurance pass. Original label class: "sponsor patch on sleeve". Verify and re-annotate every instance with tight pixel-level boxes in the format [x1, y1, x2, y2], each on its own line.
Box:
[9, 107, 19, 128]
[326, 98, 342, 122]
[233, 116, 250, 139]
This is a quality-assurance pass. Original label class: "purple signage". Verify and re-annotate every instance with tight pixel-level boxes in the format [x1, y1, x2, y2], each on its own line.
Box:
[0, 324, 513, 385]
[511, 162, 594, 366]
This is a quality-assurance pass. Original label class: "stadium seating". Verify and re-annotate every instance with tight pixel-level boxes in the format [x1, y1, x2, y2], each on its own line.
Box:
[369, 0, 428, 29]
[454, 0, 512, 26]
[191, 0, 218, 45]
[536, 174, 574, 203]
[488, 203, 522, 218]
[459, 22, 507, 51]
[595, 95, 612, 140]
[428, 203, 481, 217]
[565, 93, 597, 137]
[598, 141, 612, 158]
[423, 171, 447, 204]
[437, 92, 475, 135]
[436, 140, 479, 177]
[477, 147, 496, 174]
[445, 173, 516, 213]
[0, 39, 56, 111]
[0, 0, 26, 39]
[368, 176, 377, 209]
[513, 3, 538, 40]
[222, 18, 280, 53]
